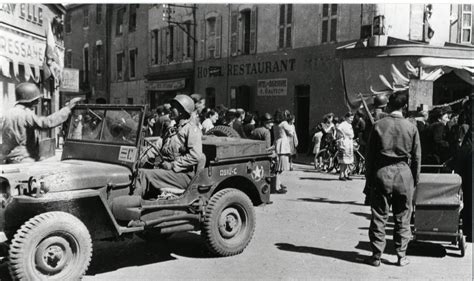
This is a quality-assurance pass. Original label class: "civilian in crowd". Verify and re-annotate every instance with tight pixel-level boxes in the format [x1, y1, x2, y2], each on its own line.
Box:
[336, 112, 355, 181]
[201, 110, 219, 134]
[233, 109, 247, 138]
[273, 109, 294, 193]
[312, 113, 335, 170]
[243, 113, 256, 138]
[251, 113, 274, 148]
[143, 112, 156, 137]
[426, 106, 451, 165]
[287, 114, 298, 171]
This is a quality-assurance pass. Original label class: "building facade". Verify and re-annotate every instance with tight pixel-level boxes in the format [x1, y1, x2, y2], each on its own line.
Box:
[109, 4, 149, 105]
[0, 3, 65, 159]
[64, 4, 110, 104]
[148, 3, 472, 151]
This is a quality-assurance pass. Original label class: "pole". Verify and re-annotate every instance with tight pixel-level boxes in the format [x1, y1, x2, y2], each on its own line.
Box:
[192, 4, 197, 94]
[359, 93, 375, 125]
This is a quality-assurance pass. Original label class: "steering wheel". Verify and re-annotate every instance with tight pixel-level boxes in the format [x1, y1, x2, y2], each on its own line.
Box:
[138, 138, 162, 168]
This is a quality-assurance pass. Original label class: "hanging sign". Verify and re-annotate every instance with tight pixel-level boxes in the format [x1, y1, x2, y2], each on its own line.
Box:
[257, 78, 287, 96]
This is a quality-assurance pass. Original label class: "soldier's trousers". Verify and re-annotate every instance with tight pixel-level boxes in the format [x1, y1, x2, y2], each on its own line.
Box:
[135, 168, 194, 198]
[369, 162, 414, 259]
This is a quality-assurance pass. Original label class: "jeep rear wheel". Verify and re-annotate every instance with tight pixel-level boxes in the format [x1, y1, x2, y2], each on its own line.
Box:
[202, 189, 255, 256]
[9, 212, 92, 281]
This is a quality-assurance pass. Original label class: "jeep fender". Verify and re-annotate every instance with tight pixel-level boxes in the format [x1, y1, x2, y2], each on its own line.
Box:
[4, 189, 120, 241]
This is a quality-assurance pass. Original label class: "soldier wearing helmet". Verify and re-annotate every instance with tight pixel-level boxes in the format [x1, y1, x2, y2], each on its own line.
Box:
[373, 94, 389, 121]
[135, 94, 204, 199]
[1, 83, 81, 164]
[250, 113, 274, 148]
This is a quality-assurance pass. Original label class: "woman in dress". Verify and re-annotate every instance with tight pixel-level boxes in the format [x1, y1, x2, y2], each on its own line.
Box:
[201, 110, 218, 134]
[336, 112, 355, 180]
[312, 113, 335, 170]
[287, 114, 298, 171]
[273, 109, 294, 193]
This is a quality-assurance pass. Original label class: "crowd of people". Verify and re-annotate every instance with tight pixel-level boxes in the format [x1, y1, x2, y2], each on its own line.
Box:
[143, 94, 299, 194]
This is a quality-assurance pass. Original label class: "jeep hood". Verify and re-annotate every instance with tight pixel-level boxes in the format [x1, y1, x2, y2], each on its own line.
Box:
[0, 160, 131, 192]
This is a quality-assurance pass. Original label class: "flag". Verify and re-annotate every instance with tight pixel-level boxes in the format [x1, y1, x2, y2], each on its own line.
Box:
[43, 19, 62, 88]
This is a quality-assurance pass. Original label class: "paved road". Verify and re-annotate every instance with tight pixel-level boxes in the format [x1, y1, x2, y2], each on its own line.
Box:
[79, 164, 471, 280]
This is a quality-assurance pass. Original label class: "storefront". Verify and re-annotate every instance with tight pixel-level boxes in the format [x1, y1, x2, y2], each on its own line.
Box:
[195, 43, 349, 152]
[146, 68, 193, 110]
[337, 39, 474, 111]
[0, 4, 65, 160]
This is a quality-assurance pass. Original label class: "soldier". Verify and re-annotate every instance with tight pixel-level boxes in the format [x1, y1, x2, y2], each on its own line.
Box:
[365, 90, 421, 267]
[134, 95, 204, 199]
[1, 83, 80, 164]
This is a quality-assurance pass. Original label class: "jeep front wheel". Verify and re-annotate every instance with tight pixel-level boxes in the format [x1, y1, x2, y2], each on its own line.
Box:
[202, 189, 255, 256]
[8, 212, 92, 281]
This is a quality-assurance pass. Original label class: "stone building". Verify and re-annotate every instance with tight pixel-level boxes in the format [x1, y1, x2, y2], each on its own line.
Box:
[64, 4, 110, 104]
[109, 4, 149, 105]
[148, 3, 472, 151]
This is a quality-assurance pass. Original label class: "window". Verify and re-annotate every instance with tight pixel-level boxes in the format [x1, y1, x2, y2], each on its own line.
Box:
[66, 50, 72, 68]
[278, 4, 293, 48]
[83, 8, 89, 28]
[241, 10, 251, 54]
[167, 26, 174, 62]
[462, 4, 472, 43]
[322, 4, 338, 43]
[205, 88, 216, 109]
[129, 4, 138, 32]
[83, 46, 89, 83]
[207, 17, 216, 58]
[65, 15, 71, 33]
[96, 4, 102, 24]
[360, 24, 372, 39]
[129, 49, 137, 79]
[116, 52, 124, 81]
[116, 7, 125, 35]
[96, 44, 102, 74]
[127, 98, 133, 104]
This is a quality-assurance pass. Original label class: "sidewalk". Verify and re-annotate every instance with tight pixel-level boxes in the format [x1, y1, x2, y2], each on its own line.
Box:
[293, 153, 314, 166]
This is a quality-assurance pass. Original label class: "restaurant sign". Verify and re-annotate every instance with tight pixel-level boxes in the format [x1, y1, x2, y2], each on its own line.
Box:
[60, 68, 79, 92]
[257, 78, 287, 96]
[147, 78, 186, 91]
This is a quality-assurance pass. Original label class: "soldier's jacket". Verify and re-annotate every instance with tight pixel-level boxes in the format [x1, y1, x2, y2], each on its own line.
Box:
[366, 111, 421, 186]
[251, 126, 271, 148]
[1, 104, 71, 161]
[160, 118, 203, 172]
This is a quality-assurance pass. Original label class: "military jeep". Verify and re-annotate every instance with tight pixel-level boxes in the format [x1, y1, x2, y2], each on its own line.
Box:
[0, 104, 274, 280]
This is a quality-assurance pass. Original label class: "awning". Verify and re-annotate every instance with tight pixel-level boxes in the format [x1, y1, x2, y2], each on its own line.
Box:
[418, 57, 474, 85]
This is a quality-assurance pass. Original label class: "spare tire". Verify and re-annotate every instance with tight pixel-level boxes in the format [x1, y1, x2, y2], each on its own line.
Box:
[206, 125, 241, 138]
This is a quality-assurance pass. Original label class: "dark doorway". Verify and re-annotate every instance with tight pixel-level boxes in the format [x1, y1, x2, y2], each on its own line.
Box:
[295, 85, 310, 153]
[433, 72, 471, 108]
[231, 86, 251, 110]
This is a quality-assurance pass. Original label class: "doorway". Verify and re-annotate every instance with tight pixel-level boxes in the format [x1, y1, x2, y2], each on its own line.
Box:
[295, 85, 310, 153]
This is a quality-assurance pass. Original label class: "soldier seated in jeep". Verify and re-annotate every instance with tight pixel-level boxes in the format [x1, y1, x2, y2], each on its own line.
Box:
[134, 95, 204, 199]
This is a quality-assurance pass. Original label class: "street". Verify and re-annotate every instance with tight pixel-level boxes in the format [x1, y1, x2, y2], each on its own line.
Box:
[78, 164, 472, 280]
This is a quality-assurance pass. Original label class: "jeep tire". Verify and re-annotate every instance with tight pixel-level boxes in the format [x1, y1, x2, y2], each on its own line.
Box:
[206, 125, 241, 138]
[9, 212, 92, 281]
[202, 189, 255, 256]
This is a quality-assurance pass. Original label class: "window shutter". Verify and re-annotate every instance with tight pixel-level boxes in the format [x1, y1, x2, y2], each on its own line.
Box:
[160, 28, 166, 64]
[215, 15, 222, 58]
[174, 26, 180, 62]
[409, 4, 424, 41]
[149, 31, 154, 65]
[200, 19, 206, 60]
[92, 47, 97, 74]
[231, 11, 239, 56]
[250, 7, 257, 54]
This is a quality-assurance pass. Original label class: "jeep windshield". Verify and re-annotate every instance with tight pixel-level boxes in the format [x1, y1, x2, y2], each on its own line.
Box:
[67, 106, 142, 146]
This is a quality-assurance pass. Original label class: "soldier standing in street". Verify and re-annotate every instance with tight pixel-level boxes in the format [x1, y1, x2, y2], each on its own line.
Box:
[1, 82, 81, 164]
[365, 90, 421, 267]
[251, 113, 274, 149]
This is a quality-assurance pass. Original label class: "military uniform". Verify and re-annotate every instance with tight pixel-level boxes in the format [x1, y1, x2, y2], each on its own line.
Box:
[366, 111, 421, 260]
[1, 104, 71, 163]
[135, 118, 204, 197]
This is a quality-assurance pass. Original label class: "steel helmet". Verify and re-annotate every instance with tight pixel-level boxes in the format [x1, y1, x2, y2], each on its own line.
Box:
[15, 83, 42, 103]
[373, 94, 388, 108]
[172, 94, 195, 115]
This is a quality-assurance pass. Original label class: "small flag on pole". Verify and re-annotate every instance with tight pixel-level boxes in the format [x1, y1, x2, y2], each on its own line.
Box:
[43, 19, 62, 89]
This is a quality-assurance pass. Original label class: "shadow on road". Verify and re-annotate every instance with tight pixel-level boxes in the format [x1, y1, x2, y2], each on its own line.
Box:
[351, 212, 371, 220]
[297, 197, 365, 206]
[355, 238, 447, 258]
[87, 232, 209, 276]
[275, 243, 368, 264]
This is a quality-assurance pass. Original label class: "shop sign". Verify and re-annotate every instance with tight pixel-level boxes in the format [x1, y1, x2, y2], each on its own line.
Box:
[0, 28, 45, 66]
[147, 78, 185, 91]
[257, 78, 287, 96]
[0, 4, 54, 37]
[209, 66, 222, 77]
[60, 68, 79, 92]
